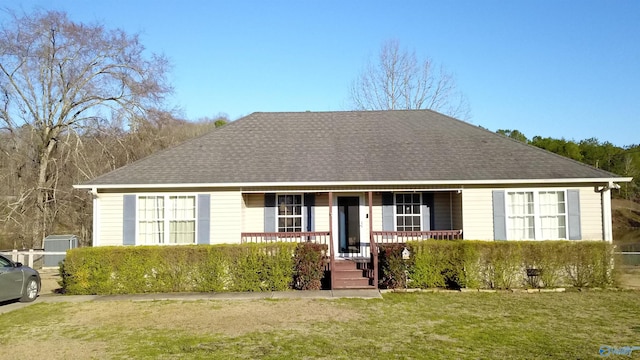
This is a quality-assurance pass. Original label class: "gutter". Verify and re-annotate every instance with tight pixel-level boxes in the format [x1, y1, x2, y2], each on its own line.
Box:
[73, 177, 633, 191]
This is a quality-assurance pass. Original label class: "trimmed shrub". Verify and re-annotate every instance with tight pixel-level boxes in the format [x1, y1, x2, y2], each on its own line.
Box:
[520, 241, 565, 288]
[563, 241, 615, 288]
[409, 241, 448, 288]
[482, 242, 524, 289]
[389, 240, 615, 290]
[378, 243, 407, 289]
[408, 241, 479, 289]
[293, 242, 328, 290]
[60, 243, 299, 295]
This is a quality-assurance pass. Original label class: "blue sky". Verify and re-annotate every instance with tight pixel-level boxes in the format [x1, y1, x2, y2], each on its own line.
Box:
[5, 1, 640, 146]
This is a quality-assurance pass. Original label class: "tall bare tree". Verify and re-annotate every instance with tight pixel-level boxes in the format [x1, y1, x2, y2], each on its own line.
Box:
[0, 10, 171, 247]
[349, 40, 470, 119]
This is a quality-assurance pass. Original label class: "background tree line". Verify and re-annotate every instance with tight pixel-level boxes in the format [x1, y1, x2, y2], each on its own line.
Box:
[496, 129, 639, 200]
[0, 107, 226, 249]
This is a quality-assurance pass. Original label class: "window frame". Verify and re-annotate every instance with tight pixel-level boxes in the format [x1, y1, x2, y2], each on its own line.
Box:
[505, 189, 568, 240]
[276, 193, 304, 233]
[394, 192, 422, 232]
[135, 193, 198, 245]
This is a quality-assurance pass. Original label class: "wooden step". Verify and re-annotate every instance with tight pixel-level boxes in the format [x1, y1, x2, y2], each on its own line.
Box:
[332, 277, 372, 288]
[333, 269, 365, 279]
[331, 260, 373, 289]
[332, 260, 359, 270]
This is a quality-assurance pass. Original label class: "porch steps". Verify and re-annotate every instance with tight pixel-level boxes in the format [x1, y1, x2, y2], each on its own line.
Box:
[332, 260, 375, 289]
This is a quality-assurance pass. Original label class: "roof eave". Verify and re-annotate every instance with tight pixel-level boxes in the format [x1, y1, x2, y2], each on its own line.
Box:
[73, 177, 633, 190]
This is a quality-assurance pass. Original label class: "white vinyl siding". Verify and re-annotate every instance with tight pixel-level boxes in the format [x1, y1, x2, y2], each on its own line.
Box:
[462, 189, 495, 240]
[211, 191, 242, 244]
[372, 193, 383, 233]
[97, 193, 124, 246]
[242, 194, 264, 233]
[314, 194, 330, 232]
[580, 187, 603, 240]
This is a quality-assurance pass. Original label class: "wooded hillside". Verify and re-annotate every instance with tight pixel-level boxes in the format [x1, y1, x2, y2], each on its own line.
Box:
[497, 129, 639, 201]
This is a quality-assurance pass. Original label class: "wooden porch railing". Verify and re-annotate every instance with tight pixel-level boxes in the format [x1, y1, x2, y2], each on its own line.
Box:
[373, 230, 463, 243]
[241, 231, 331, 247]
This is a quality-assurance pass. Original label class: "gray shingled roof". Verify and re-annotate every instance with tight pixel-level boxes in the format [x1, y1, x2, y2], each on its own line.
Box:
[82, 110, 622, 186]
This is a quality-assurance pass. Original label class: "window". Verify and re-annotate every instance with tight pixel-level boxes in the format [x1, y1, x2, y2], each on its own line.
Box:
[395, 193, 421, 231]
[138, 195, 196, 244]
[539, 191, 566, 239]
[277, 194, 302, 232]
[506, 190, 567, 240]
[507, 192, 535, 239]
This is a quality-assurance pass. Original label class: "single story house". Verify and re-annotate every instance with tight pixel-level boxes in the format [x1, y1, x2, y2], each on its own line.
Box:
[75, 110, 631, 288]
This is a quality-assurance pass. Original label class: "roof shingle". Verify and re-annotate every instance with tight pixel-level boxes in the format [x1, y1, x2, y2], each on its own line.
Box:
[82, 110, 621, 186]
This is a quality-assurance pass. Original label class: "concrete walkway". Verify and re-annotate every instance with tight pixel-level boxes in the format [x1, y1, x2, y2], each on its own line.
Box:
[0, 289, 382, 315]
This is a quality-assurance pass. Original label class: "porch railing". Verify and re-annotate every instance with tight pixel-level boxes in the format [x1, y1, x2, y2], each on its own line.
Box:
[241, 232, 331, 247]
[373, 230, 463, 243]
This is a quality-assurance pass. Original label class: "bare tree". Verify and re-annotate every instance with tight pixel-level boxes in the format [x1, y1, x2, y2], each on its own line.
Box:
[0, 10, 171, 247]
[349, 40, 470, 119]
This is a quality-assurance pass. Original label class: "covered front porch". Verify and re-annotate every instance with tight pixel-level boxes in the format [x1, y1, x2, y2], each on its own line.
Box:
[240, 191, 463, 289]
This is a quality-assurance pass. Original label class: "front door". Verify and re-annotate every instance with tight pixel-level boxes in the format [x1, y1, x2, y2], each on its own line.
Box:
[338, 196, 360, 254]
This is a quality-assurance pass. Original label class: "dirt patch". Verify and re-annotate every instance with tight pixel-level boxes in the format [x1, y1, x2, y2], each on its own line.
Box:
[1, 298, 362, 358]
[613, 199, 640, 229]
[59, 299, 360, 337]
[5, 338, 109, 360]
[38, 269, 61, 295]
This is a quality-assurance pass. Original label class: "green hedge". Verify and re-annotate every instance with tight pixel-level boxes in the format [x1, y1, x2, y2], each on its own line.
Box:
[379, 241, 615, 290]
[60, 243, 328, 295]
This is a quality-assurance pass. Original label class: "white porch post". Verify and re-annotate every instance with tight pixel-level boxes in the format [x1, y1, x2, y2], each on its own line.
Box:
[602, 188, 613, 242]
[92, 188, 100, 247]
[328, 192, 336, 290]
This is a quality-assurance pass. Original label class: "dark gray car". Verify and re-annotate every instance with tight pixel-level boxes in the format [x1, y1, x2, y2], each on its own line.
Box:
[0, 254, 41, 302]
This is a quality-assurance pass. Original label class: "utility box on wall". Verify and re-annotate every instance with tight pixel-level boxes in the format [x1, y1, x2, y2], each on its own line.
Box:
[43, 234, 78, 267]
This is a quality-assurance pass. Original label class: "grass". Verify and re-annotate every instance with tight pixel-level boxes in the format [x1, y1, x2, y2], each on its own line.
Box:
[2, 291, 640, 359]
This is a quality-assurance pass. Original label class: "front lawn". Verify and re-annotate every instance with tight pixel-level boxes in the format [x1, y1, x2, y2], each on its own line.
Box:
[1, 291, 639, 359]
